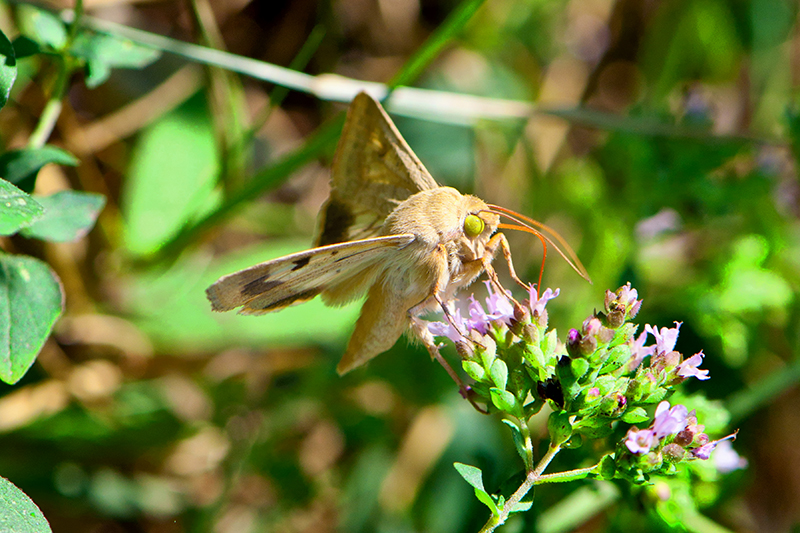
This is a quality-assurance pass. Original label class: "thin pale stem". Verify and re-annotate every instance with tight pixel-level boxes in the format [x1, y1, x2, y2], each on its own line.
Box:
[478, 445, 562, 533]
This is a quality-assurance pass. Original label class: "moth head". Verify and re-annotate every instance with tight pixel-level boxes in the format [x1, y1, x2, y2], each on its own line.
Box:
[457, 196, 499, 261]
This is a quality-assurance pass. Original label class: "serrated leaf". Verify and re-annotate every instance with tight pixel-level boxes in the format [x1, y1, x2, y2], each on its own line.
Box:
[71, 33, 161, 88]
[21, 191, 106, 242]
[0, 476, 52, 533]
[0, 28, 17, 109]
[489, 358, 508, 390]
[0, 146, 79, 193]
[453, 462, 486, 492]
[0, 253, 64, 384]
[16, 5, 67, 51]
[0, 179, 44, 235]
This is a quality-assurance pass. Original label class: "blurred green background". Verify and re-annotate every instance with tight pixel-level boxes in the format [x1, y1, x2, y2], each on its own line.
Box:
[1, 0, 799, 531]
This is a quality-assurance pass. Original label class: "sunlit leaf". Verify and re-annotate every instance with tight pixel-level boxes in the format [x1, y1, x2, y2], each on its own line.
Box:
[0, 146, 79, 194]
[0, 28, 16, 109]
[123, 97, 219, 255]
[0, 179, 44, 236]
[21, 191, 106, 242]
[0, 253, 64, 384]
[16, 5, 67, 52]
[70, 32, 161, 88]
[0, 476, 52, 533]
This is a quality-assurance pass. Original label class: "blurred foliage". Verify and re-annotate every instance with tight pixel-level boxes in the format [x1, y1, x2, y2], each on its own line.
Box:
[0, 0, 799, 532]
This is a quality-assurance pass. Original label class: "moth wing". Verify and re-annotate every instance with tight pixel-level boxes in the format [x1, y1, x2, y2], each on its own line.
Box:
[316, 92, 439, 246]
[206, 234, 415, 315]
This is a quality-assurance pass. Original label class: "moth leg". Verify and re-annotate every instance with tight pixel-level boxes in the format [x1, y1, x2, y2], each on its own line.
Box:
[410, 317, 488, 414]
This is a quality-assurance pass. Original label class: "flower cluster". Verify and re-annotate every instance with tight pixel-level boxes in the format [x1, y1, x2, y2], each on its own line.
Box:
[426, 281, 743, 480]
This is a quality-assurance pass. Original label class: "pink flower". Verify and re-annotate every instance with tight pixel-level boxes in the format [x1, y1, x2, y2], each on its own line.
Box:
[677, 351, 710, 380]
[625, 427, 657, 454]
[645, 322, 682, 355]
[653, 401, 689, 439]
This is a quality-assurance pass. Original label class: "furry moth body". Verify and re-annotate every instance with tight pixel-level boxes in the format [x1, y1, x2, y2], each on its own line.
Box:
[207, 92, 549, 374]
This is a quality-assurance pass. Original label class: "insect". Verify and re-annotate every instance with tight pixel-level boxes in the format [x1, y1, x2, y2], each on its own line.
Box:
[207, 92, 589, 377]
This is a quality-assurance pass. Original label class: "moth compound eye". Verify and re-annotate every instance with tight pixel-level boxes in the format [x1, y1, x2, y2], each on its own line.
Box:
[464, 214, 485, 237]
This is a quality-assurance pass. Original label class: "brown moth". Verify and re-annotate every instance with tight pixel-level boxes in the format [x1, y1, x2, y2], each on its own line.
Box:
[207, 92, 588, 375]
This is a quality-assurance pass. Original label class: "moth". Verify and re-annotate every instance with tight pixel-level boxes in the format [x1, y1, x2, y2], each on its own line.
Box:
[207, 92, 588, 376]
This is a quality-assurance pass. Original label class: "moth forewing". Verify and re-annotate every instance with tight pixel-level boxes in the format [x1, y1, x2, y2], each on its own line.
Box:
[206, 234, 415, 315]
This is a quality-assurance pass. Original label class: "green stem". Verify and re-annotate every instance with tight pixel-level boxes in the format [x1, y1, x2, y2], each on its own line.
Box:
[478, 444, 562, 533]
[28, 0, 83, 149]
[27, 96, 63, 149]
[536, 464, 598, 484]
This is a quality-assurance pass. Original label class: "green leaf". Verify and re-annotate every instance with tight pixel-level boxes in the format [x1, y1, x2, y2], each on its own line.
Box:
[501, 419, 528, 463]
[490, 387, 519, 415]
[70, 33, 161, 88]
[0, 476, 52, 533]
[123, 97, 219, 255]
[0, 146, 79, 193]
[621, 407, 649, 424]
[463, 360, 486, 382]
[16, 5, 67, 51]
[11, 36, 42, 59]
[547, 411, 573, 446]
[0, 28, 17, 109]
[21, 191, 106, 242]
[453, 463, 499, 516]
[509, 501, 533, 514]
[489, 358, 508, 390]
[453, 462, 486, 492]
[0, 179, 44, 236]
[0, 253, 64, 384]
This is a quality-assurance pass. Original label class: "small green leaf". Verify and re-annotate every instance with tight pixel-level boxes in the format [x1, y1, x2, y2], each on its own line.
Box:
[0, 28, 17, 109]
[0, 476, 52, 533]
[0, 179, 44, 235]
[0, 253, 64, 384]
[11, 36, 42, 59]
[454, 464, 500, 516]
[508, 501, 533, 514]
[621, 406, 649, 424]
[0, 146, 79, 193]
[490, 387, 519, 414]
[489, 358, 508, 390]
[453, 462, 486, 492]
[21, 191, 106, 242]
[70, 33, 161, 88]
[547, 411, 573, 446]
[501, 419, 528, 463]
[570, 357, 590, 379]
[463, 360, 486, 382]
[474, 489, 500, 516]
[16, 5, 67, 51]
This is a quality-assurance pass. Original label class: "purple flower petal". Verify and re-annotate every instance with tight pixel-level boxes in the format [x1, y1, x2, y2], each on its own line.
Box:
[625, 427, 657, 454]
[529, 286, 560, 316]
[645, 322, 682, 354]
[653, 401, 689, 439]
[677, 351, 710, 380]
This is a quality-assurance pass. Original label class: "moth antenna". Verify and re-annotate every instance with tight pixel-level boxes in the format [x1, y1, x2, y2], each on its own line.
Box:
[486, 205, 592, 285]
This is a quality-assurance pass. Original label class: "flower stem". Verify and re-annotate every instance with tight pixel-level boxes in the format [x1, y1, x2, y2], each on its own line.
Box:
[478, 444, 562, 533]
